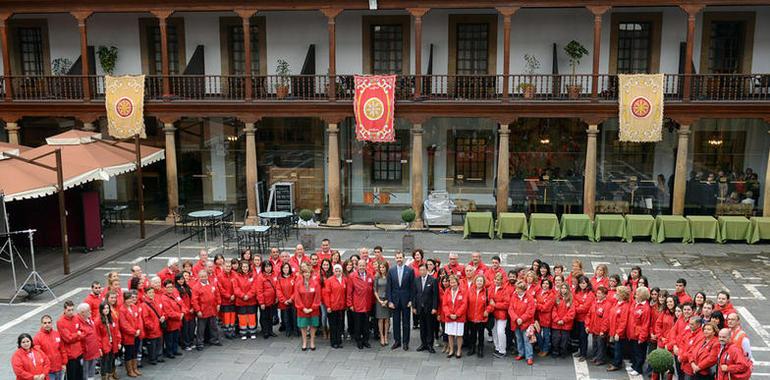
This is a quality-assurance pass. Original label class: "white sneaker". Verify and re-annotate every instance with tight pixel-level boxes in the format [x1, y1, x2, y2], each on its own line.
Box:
[629, 370, 639, 376]
[241, 336, 247, 340]
[250, 335, 257, 340]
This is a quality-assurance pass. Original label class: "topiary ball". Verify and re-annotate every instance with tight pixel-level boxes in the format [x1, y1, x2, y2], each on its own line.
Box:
[646, 348, 674, 374]
[401, 208, 416, 224]
[298, 209, 314, 222]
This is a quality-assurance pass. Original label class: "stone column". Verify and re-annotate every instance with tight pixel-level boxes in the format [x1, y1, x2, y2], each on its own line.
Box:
[411, 123, 425, 228]
[5, 122, 19, 145]
[496, 123, 511, 215]
[583, 124, 600, 219]
[764, 128, 770, 217]
[587, 6, 610, 99]
[151, 10, 173, 98]
[496, 7, 518, 100]
[82, 121, 96, 131]
[235, 9, 257, 101]
[326, 122, 342, 226]
[163, 122, 179, 223]
[71, 11, 92, 101]
[407, 8, 429, 99]
[245, 122, 259, 225]
[321, 8, 342, 100]
[680, 5, 703, 101]
[672, 124, 692, 215]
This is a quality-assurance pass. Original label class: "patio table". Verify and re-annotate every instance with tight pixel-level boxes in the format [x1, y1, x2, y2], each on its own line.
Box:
[717, 216, 751, 243]
[686, 216, 721, 243]
[654, 215, 691, 243]
[560, 214, 594, 241]
[750, 217, 770, 244]
[496, 212, 528, 239]
[593, 214, 626, 242]
[463, 212, 494, 239]
[624, 214, 655, 242]
[528, 213, 560, 240]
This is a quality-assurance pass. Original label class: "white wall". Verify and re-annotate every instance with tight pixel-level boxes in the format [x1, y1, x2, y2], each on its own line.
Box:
[264, 11, 328, 75]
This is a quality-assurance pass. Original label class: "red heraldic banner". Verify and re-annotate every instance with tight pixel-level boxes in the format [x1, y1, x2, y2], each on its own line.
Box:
[354, 75, 396, 142]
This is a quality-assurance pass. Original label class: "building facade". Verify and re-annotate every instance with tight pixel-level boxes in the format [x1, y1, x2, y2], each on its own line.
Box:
[0, 0, 768, 225]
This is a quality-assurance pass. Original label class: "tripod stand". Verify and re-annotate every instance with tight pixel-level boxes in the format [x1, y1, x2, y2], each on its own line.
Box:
[9, 229, 56, 304]
[0, 193, 27, 269]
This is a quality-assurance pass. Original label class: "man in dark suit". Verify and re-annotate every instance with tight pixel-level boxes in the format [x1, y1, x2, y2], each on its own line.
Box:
[387, 251, 414, 350]
[412, 263, 438, 353]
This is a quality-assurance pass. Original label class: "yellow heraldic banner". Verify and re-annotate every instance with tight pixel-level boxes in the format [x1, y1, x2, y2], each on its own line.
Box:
[105, 75, 146, 139]
[618, 74, 664, 142]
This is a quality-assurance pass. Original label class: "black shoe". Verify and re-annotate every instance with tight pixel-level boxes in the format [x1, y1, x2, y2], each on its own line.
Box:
[165, 355, 175, 359]
[358, 343, 364, 349]
[428, 347, 436, 354]
[212, 342, 222, 346]
[391, 342, 401, 350]
[174, 352, 182, 357]
[263, 335, 270, 339]
[416, 345, 426, 352]
[403, 344, 409, 351]
[157, 358, 165, 363]
[467, 347, 476, 356]
[279, 325, 286, 332]
[363, 342, 371, 348]
[269, 332, 277, 337]
[477, 348, 484, 358]
[149, 361, 157, 366]
[196, 347, 204, 351]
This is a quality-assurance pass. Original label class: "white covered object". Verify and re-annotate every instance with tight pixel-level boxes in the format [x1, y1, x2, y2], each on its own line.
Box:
[423, 191, 455, 227]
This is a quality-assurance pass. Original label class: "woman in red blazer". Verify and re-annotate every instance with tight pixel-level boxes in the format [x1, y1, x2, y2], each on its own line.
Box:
[442, 275, 467, 358]
[608, 285, 631, 372]
[551, 283, 575, 358]
[294, 267, 322, 351]
[573, 275, 595, 360]
[323, 264, 347, 349]
[161, 279, 184, 358]
[489, 272, 511, 358]
[536, 278, 556, 358]
[234, 260, 258, 340]
[509, 280, 537, 365]
[466, 275, 489, 357]
[11, 333, 50, 380]
[277, 262, 298, 337]
[690, 322, 719, 379]
[96, 302, 121, 380]
[627, 286, 652, 376]
[257, 261, 280, 339]
[119, 291, 142, 377]
[141, 287, 165, 366]
[586, 286, 612, 366]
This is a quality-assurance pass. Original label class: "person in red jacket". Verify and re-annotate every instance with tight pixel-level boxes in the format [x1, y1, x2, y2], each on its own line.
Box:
[11, 333, 50, 380]
[535, 278, 555, 358]
[690, 322, 720, 378]
[161, 279, 184, 359]
[140, 287, 165, 365]
[257, 261, 279, 339]
[654, 295, 677, 350]
[715, 291, 736, 318]
[509, 280, 536, 365]
[289, 244, 311, 274]
[76, 303, 100, 380]
[465, 275, 489, 357]
[716, 327, 752, 380]
[217, 259, 236, 339]
[590, 264, 609, 290]
[193, 269, 222, 350]
[587, 286, 612, 366]
[83, 281, 103, 321]
[324, 264, 348, 349]
[294, 266, 322, 351]
[608, 285, 631, 372]
[675, 278, 693, 306]
[347, 260, 374, 349]
[678, 316, 705, 379]
[119, 291, 142, 377]
[56, 300, 84, 380]
[233, 260, 258, 340]
[551, 282, 576, 359]
[277, 262, 299, 337]
[442, 275, 467, 358]
[33, 315, 66, 380]
[626, 286, 651, 376]
[96, 302, 121, 380]
[573, 275, 595, 360]
[174, 273, 195, 352]
[443, 253, 465, 279]
[157, 258, 179, 285]
[489, 272, 511, 358]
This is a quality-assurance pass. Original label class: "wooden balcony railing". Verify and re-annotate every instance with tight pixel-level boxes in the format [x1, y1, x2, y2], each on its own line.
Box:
[2, 74, 769, 103]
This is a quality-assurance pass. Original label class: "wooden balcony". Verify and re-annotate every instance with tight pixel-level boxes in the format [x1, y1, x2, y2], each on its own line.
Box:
[2, 74, 769, 103]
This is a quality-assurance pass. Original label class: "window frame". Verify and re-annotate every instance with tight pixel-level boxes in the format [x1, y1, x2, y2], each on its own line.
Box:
[369, 131, 407, 184]
[8, 19, 51, 76]
[608, 13, 662, 74]
[219, 16, 268, 76]
[362, 15, 410, 75]
[448, 14, 497, 76]
[699, 12, 755, 74]
[138, 17, 186, 75]
[454, 132, 488, 184]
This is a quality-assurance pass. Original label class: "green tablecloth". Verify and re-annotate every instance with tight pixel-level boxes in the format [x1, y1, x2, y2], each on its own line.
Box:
[717, 216, 751, 243]
[496, 212, 529, 239]
[594, 214, 626, 241]
[560, 214, 595, 241]
[624, 214, 655, 242]
[686, 216, 721, 243]
[528, 213, 560, 240]
[654, 215, 692, 243]
[750, 217, 770, 244]
[463, 212, 494, 239]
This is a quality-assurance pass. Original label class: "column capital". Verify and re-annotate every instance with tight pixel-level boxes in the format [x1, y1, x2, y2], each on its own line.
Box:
[680, 4, 705, 17]
[70, 11, 92, 26]
[677, 124, 692, 136]
[243, 122, 257, 134]
[407, 8, 430, 18]
[234, 8, 258, 19]
[326, 123, 339, 134]
[4, 121, 19, 131]
[155, 114, 177, 125]
[672, 116, 698, 127]
[403, 114, 430, 125]
[321, 7, 342, 21]
[498, 123, 511, 135]
[162, 123, 176, 133]
[586, 5, 610, 17]
[496, 7, 519, 18]
[235, 114, 261, 125]
[411, 123, 424, 134]
[322, 114, 346, 125]
[581, 116, 606, 126]
[150, 9, 174, 21]
[586, 123, 600, 136]
[494, 117, 517, 126]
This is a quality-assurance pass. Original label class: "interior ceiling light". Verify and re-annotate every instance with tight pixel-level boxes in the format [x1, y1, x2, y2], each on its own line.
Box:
[369, 0, 377, 10]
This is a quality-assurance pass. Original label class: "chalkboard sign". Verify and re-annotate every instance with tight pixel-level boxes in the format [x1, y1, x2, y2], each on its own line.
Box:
[268, 182, 294, 212]
[255, 181, 267, 214]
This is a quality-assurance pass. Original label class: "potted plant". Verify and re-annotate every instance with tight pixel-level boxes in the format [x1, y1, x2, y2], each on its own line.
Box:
[646, 348, 674, 379]
[401, 208, 416, 252]
[275, 59, 291, 99]
[97, 45, 119, 75]
[51, 58, 73, 76]
[563, 40, 588, 99]
[518, 54, 541, 99]
[298, 208, 315, 250]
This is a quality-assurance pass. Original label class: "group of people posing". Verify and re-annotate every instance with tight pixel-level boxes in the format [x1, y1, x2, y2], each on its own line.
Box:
[11, 238, 755, 380]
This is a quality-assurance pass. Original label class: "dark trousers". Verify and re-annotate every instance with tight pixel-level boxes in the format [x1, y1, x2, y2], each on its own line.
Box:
[630, 340, 648, 374]
[575, 321, 588, 357]
[505, 319, 515, 353]
[163, 329, 180, 357]
[346, 309, 355, 336]
[195, 316, 221, 347]
[612, 339, 626, 367]
[589, 334, 608, 362]
[392, 304, 411, 344]
[329, 310, 345, 346]
[100, 352, 115, 374]
[693, 374, 715, 380]
[418, 310, 435, 347]
[145, 337, 162, 363]
[123, 343, 138, 361]
[260, 305, 276, 337]
[181, 319, 195, 349]
[281, 308, 298, 336]
[468, 321, 485, 350]
[352, 311, 370, 344]
[551, 329, 570, 356]
[66, 356, 83, 380]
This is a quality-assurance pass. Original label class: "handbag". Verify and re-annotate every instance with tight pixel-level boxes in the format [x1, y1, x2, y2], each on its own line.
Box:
[146, 301, 168, 332]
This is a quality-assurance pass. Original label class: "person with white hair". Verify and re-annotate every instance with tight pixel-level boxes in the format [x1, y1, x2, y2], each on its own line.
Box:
[157, 258, 179, 284]
[323, 263, 347, 348]
[76, 303, 100, 380]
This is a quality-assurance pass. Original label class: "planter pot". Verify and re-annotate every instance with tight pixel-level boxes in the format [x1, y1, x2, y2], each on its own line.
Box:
[276, 85, 289, 99]
[522, 85, 535, 99]
[402, 234, 415, 253]
[567, 85, 582, 99]
[301, 233, 315, 251]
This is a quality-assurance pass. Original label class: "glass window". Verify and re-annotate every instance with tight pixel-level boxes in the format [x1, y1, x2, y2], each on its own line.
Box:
[708, 21, 744, 74]
[228, 24, 260, 75]
[456, 23, 488, 75]
[17, 27, 44, 76]
[371, 24, 403, 74]
[148, 24, 179, 74]
[371, 135, 404, 183]
[455, 134, 487, 183]
[617, 22, 651, 74]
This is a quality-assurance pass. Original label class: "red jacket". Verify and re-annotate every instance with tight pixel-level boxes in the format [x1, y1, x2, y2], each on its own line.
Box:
[11, 347, 49, 380]
[55, 314, 83, 360]
[484, 267, 506, 287]
[346, 272, 374, 313]
[323, 275, 347, 312]
[536, 288, 556, 328]
[609, 300, 630, 339]
[33, 328, 66, 374]
[678, 328, 704, 376]
[667, 317, 688, 351]
[466, 286, 490, 323]
[276, 276, 296, 310]
[161, 292, 184, 332]
[508, 291, 536, 330]
[256, 273, 279, 307]
[675, 290, 693, 306]
[293, 278, 322, 317]
[590, 276, 609, 290]
[96, 319, 121, 354]
[118, 304, 141, 345]
[233, 272, 258, 307]
[289, 255, 310, 274]
[441, 288, 467, 322]
[157, 267, 178, 284]
[551, 298, 576, 331]
[716, 342, 752, 380]
[83, 293, 102, 321]
[217, 271, 236, 306]
[489, 284, 511, 321]
[141, 297, 164, 339]
[574, 290, 595, 323]
[627, 301, 651, 342]
[654, 311, 676, 348]
[192, 259, 208, 278]
[77, 315, 100, 361]
[192, 281, 220, 318]
[716, 302, 737, 318]
[443, 263, 466, 279]
[587, 297, 612, 335]
[691, 335, 720, 376]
